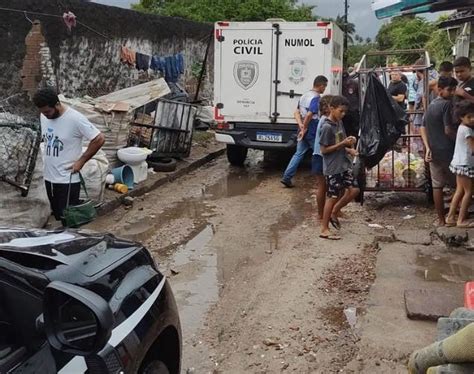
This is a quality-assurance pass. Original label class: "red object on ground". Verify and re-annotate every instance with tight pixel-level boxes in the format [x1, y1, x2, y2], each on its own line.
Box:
[465, 282, 474, 310]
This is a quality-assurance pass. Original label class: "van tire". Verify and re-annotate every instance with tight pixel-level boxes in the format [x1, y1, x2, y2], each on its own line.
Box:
[140, 360, 170, 374]
[227, 145, 248, 166]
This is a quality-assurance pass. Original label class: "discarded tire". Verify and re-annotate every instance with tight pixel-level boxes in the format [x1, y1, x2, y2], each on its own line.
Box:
[147, 158, 177, 173]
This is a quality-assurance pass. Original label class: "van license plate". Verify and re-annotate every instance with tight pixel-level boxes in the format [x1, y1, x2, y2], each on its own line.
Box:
[256, 132, 283, 142]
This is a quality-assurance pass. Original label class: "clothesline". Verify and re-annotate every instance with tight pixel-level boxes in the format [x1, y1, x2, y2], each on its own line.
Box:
[0, 6, 114, 41]
[0, 6, 212, 47]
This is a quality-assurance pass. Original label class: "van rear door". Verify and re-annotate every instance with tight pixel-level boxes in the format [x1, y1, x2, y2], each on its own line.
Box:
[272, 23, 331, 122]
[215, 22, 274, 123]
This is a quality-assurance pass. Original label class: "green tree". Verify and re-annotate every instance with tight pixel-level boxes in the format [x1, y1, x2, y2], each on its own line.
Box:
[374, 14, 453, 66]
[375, 15, 435, 64]
[333, 14, 356, 44]
[425, 16, 454, 64]
[132, 0, 315, 22]
[347, 42, 379, 67]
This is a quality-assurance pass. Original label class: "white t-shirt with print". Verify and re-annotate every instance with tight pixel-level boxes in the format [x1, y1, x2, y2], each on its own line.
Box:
[451, 124, 474, 167]
[41, 107, 100, 184]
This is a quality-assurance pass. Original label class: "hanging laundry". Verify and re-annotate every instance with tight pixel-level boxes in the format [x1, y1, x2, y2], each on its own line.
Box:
[120, 46, 136, 67]
[150, 55, 165, 75]
[165, 56, 179, 83]
[135, 52, 151, 71]
[62, 11, 77, 32]
[175, 53, 185, 74]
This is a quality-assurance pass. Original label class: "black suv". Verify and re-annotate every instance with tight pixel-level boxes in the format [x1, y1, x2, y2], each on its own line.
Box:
[0, 228, 181, 374]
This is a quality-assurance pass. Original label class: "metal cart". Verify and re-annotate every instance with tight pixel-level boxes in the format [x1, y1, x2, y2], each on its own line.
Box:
[356, 49, 432, 200]
[128, 99, 197, 159]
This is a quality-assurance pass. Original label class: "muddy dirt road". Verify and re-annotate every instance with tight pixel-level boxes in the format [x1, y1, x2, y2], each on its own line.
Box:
[91, 151, 474, 373]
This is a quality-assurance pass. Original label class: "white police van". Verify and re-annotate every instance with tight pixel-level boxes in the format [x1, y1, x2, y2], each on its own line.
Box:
[213, 20, 344, 165]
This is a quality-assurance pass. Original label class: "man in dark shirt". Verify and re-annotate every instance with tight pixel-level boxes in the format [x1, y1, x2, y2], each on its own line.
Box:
[342, 72, 360, 137]
[388, 71, 407, 108]
[453, 56, 474, 106]
[420, 76, 458, 226]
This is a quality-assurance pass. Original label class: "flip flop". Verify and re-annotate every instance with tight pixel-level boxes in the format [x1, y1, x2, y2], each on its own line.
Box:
[456, 222, 474, 228]
[319, 233, 342, 240]
[330, 216, 341, 230]
[445, 221, 456, 227]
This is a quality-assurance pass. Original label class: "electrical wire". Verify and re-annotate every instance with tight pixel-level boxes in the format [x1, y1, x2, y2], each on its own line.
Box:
[0, 6, 113, 41]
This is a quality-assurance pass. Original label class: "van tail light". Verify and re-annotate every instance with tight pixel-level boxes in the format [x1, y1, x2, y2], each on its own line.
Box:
[217, 122, 234, 130]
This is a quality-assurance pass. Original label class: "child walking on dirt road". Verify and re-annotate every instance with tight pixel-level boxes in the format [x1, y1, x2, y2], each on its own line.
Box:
[295, 95, 334, 220]
[446, 100, 474, 228]
[319, 96, 359, 240]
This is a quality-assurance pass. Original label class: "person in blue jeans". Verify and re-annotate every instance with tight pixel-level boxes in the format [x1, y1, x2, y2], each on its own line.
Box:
[281, 75, 328, 188]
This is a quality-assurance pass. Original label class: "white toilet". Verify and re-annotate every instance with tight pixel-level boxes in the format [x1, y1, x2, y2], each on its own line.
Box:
[117, 147, 153, 184]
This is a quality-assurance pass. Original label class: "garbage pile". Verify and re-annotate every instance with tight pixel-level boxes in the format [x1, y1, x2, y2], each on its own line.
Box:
[0, 113, 50, 228]
[365, 148, 427, 188]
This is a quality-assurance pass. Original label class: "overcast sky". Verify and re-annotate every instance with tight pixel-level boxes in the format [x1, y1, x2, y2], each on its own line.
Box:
[92, 0, 444, 39]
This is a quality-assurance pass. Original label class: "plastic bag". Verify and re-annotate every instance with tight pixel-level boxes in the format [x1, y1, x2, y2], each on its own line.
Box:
[79, 149, 109, 205]
[358, 73, 407, 168]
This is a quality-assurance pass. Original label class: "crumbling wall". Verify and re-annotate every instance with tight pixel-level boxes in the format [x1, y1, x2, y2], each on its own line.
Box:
[0, 0, 214, 112]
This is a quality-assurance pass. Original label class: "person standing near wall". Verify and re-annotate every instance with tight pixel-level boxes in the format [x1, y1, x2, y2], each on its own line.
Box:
[33, 87, 105, 221]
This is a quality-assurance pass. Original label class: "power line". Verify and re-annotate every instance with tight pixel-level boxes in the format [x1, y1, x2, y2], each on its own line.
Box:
[0, 6, 113, 41]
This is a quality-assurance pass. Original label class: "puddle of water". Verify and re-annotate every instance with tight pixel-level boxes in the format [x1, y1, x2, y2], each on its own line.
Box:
[168, 225, 218, 335]
[415, 252, 474, 283]
[118, 161, 273, 242]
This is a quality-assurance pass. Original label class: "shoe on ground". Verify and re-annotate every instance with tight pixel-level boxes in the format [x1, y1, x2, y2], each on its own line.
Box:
[280, 179, 294, 188]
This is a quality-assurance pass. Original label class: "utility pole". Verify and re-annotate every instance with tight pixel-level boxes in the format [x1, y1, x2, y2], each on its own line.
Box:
[343, 0, 349, 69]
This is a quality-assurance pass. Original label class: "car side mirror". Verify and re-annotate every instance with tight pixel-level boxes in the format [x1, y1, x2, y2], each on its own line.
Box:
[43, 281, 114, 356]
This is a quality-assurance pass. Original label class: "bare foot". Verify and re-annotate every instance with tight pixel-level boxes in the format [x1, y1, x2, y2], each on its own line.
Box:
[445, 217, 457, 227]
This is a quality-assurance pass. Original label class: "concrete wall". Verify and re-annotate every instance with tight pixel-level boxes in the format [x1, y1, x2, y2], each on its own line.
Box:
[0, 0, 213, 115]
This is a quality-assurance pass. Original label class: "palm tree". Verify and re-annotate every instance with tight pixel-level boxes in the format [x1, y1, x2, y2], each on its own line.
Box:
[335, 15, 355, 44]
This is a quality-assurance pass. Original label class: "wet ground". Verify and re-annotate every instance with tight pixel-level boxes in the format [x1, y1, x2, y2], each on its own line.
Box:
[90, 150, 474, 373]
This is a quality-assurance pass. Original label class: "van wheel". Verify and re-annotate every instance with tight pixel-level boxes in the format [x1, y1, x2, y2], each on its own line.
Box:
[227, 145, 248, 166]
[140, 360, 170, 374]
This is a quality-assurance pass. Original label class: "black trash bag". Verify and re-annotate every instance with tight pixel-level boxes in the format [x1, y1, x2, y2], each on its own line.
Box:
[358, 72, 407, 169]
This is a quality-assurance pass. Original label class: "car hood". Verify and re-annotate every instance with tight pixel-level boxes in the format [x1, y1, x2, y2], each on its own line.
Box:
[0, 228, 141, 279]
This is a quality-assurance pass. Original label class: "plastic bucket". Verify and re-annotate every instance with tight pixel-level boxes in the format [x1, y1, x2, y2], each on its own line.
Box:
[111, 165, 134, 190]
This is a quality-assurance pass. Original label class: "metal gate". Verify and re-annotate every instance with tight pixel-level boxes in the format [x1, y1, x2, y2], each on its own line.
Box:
[356, 49, 432, 197]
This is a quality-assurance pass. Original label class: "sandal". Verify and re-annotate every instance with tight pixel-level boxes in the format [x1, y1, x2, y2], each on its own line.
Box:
[330, 216, 341, 230]
[319, 233, 342, 240]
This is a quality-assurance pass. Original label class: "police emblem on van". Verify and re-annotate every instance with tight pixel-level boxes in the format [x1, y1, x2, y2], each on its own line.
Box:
[289, 58, 306, 85]
[234, 61, 259, 90]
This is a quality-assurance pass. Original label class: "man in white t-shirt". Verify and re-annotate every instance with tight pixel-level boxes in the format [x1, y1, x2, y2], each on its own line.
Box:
[33, 88, 105, 221]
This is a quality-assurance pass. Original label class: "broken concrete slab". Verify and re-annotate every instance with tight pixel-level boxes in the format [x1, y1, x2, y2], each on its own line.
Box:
[435, 227, 469, 247]
[395, 229, 432, 246]
[404, 289, 464, 321]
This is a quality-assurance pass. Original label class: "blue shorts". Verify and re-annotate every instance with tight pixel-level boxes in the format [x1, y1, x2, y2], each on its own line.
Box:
[311, 154, 323, 175]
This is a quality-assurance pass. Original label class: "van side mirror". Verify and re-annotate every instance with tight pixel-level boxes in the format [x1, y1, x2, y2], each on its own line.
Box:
[43, 281, 114, 356]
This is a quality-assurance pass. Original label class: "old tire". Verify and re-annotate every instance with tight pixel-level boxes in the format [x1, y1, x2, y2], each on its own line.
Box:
[140, 360, 170, 374]
[226, 145, 248, 166]
[148, 159, 177, 173]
